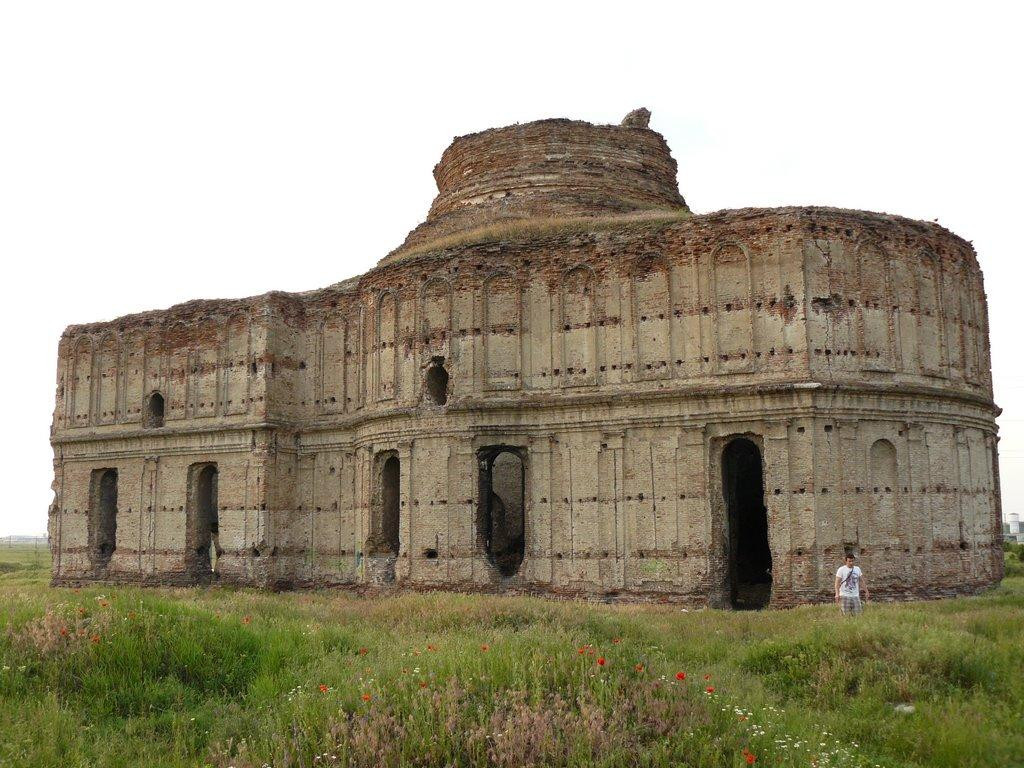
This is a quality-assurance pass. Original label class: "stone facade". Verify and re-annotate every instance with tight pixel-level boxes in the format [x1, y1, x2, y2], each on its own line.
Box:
[49, 112, 1003, 607]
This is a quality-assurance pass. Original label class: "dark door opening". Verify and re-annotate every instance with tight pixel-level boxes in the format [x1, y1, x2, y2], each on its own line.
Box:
[379, 455, 401, 556]
[477, 448, 525, 577]
[722, 438, 771, 609]
[90, 468, 118, 569]
[189, 463, 219, 574]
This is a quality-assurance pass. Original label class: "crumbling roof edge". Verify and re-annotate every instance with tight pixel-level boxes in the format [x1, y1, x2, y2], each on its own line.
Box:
[61, 204, 976, 338]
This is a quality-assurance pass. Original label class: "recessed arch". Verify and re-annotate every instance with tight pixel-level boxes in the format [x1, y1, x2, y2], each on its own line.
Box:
[711, 242, 754, 370]
[71, 336, 94, 425]
[916, 249, 944, 373]
[420, 276, 453, 345]
[857, 240, 894, 369]
[96, 332, 120, 423]
[631, 254, 671, 378]
[562, 265, 597, 385]
[376, 291, 398, 400]
[630, 251, 668, 277]
[870, 438, 897, 492]
[483, 272, 521, 389]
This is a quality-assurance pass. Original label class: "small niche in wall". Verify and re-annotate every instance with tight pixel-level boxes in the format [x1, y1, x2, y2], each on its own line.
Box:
[425, 357, 449, 406]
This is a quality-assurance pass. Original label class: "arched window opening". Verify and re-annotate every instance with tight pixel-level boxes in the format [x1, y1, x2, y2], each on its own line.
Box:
[188, 463, 219, 576]
[89, 468, 118, 569]
[425, 358, 449, 405]
[477, 447, 526, 577]
[722, 438, 771, 609]
[144, 391, 165, 428]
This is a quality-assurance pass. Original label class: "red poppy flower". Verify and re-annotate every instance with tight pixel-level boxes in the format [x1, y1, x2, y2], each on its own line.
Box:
[418, 680, 428, 689]
[745, 753, 756, 765]
[675, 672, 686, 680]
[612, 637, 621, 644]
[705, 685, 715, 693]
[242, 616, 252, 625]
[597, 657, 606, 666]
[427, 644, 436, 651]
[634, 663, 644, 672]
[91, 635, 100, 644]
[59, 627, 69, 637]
[319, 684, 329, 693]
[358, 647, 368, 655]
[480, 644, 490, 652]
[360, 693, 371, 702]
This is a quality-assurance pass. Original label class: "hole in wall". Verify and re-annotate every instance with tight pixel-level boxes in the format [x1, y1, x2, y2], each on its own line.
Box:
[425, 357, 449, 406]
[144, 391, 164, 428]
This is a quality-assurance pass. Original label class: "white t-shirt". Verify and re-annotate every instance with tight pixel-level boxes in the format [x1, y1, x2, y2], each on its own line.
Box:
[836, 565, 862, 597]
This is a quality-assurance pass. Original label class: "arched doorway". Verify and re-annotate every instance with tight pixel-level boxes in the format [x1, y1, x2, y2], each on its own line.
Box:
[378, 455, 401, 556]
[89, 468, 118, 569]
[367, 451, 401, 583]
[188, 463, 219, 576]
[477, 447, 525, 577]
[722, 438, 771, 609]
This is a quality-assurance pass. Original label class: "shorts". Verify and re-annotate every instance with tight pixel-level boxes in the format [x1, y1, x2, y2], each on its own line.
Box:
[839, 595, 862, 615]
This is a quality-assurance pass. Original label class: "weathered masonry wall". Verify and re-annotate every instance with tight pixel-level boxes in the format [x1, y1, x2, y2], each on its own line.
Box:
[50, 114, 1002, 605]
[51, 435, 272, 586]
[273, 403, 1000, 604]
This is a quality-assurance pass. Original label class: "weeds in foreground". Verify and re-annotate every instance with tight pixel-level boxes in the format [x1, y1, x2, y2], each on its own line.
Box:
[0, 549, 1021, 767]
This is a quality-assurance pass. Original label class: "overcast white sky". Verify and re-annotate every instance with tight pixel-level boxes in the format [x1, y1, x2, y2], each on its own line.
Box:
[1, 2, 1021, 536]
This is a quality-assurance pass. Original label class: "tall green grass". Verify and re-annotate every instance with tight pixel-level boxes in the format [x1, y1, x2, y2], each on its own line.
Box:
[0, 546, 1021, 767]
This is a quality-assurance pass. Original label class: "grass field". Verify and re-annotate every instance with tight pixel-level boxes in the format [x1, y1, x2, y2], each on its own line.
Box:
[1, 545, 1022, 768]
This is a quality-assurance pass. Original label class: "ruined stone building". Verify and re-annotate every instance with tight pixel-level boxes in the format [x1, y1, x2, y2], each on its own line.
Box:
[49, 109, 1003, 607]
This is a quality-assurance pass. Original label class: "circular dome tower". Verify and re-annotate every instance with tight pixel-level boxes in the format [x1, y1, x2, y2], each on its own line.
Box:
[394, 111, 689, 255]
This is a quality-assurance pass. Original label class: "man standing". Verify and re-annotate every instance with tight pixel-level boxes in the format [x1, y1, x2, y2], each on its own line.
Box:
[835, 553, 869, 615]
